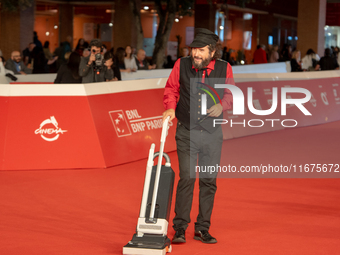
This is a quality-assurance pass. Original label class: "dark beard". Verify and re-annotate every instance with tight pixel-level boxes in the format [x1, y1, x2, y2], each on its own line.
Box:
[191, 55, 212, 70]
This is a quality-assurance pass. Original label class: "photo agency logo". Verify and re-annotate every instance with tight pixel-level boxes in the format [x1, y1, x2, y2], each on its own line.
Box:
[200, 84, 312, 128]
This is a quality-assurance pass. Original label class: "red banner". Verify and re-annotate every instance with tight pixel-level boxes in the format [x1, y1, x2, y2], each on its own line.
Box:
[0, 76, 339, 170]
[2, 96, 105, 170]
[86, 89, 176, 167]
[0, 83, 176, 170]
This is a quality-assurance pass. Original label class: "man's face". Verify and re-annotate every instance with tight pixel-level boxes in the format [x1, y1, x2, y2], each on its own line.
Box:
[66, 36, 72, 44]
[90, 46, 101, 55]
[182, 48, 189, 57]
[29, 43, 35, 52]
[191, 46, 215, 70]
[12, 52, 21, 63]
[137, 50, 146, 61]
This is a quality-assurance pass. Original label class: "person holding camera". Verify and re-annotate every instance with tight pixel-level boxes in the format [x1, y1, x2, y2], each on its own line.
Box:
[79, 39, 113, 83]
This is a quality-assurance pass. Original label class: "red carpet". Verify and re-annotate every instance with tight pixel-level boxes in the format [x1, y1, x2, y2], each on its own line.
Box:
[1, 121, 339, 254]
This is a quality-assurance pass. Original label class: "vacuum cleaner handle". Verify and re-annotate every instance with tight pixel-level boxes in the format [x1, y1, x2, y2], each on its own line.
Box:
[160, 116, 170, 143]
[139, 143, 156, 218]
[149, 116, 170, 221]
[153, 152, 171, 167]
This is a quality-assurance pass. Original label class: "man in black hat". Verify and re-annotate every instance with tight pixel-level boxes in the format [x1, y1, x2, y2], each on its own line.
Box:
[162, 28, 234, 244]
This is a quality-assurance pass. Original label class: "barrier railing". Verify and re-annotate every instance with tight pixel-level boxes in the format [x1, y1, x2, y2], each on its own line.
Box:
[1, 62, 289, 84]
[1, 70, 339, 170]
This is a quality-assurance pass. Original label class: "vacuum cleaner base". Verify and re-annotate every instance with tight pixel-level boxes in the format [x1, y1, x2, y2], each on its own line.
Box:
[123, 234, 172, 255]
[123, 246, 171, 255]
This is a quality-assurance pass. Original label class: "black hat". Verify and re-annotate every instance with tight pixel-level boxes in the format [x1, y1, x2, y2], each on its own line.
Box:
[189, 28, 219, 48]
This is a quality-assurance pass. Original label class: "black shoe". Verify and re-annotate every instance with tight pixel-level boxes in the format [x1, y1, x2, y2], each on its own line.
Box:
[172, 228, 186, 243]
[194, 230, 217, 244]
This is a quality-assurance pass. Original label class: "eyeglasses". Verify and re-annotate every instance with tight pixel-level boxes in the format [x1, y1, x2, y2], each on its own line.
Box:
[13, 55, 21, 58]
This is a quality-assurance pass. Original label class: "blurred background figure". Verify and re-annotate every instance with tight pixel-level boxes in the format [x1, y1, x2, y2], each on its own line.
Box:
[33, 31, 43, 49]
[268, 44, 279, 63]
[135, 49, 156, 70]
[115, 47, 130, 72]
[0, 56, 5, 75]
[43, 41, 56, 72]
[332, 46, 339, 59]
[55, 35, 72, 70]
[31, 46, 58, 74]
[54, 52, 82, 83]
[102, 44, 107, 54]
[319, 48, 339, 71]
[64, 52, 71, 61]
[131, 47, 137, 56]
[221, 46, 230, 62]
[280, 44, 292, 61]
[301, 49, 320, 71]
[53, 43, 64, 70]
[163, 55, 174, 68]
[104, 51, 121, 81]
[43, 41, 53, 60]
[23, 43, 35, 67]
[290, 50, 303, 72]
[75, 38, 89, 56]
[124, 45, 137, 72]
[253, 44, 267, 64]
[179, 47, 189, 58]
[0, 56, 15, 75]
[5, 51, 32, 75]
[82, 48, 90, 58]
[331, 46, 340, 66]
[63, 36, 72, 54]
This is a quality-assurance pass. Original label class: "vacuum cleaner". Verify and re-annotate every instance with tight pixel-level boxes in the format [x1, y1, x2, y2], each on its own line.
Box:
[123, 116, 175, 255]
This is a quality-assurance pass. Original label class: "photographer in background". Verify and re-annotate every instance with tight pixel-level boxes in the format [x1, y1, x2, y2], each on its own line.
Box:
[79, 39, 113, 83]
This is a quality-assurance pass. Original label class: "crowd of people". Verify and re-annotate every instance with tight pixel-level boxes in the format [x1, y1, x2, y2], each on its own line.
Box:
[0, 32, 162, 83]
[1, 31, 340, 82]
[253, 43, 340, 71]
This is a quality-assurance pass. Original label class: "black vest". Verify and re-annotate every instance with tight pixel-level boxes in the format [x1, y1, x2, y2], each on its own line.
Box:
[175, 57, 228, 133]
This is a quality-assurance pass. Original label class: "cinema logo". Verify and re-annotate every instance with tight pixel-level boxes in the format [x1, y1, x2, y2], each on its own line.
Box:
[201, 85, 312, 128]
[35, 116, 67, 142]
[109, 110, 170, 138]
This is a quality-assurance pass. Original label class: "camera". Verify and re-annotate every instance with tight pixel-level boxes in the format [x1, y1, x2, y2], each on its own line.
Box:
[94, 53, 103, 67]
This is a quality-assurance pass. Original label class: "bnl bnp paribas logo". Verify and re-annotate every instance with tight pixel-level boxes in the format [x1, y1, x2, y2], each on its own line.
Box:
[109, 110, 166, 138]
[199, 83, 312, 128]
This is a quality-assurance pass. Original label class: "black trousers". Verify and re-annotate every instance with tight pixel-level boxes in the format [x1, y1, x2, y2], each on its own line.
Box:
[173, 122, 223, 232]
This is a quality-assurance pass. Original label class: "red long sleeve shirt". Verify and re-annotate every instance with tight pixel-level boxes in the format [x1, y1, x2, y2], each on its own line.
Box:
[163, 59, 234, 111]
[253, 48, 268, 64]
